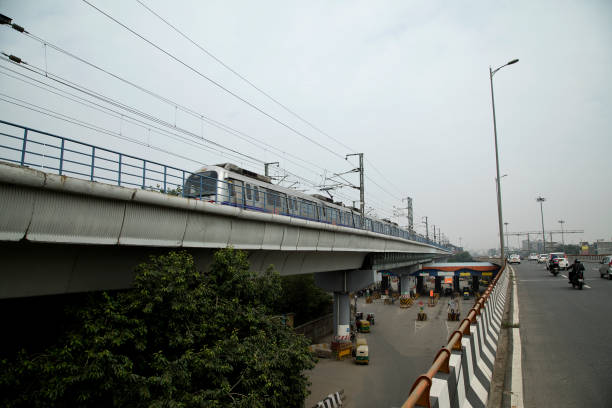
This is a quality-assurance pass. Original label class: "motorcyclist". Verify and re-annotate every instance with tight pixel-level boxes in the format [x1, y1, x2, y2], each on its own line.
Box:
[568, 259, 585, 284]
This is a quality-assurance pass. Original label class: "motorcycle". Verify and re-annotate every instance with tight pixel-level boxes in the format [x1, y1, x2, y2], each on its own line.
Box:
[549, 259, 560, 276]
[569, 271, 584, 290]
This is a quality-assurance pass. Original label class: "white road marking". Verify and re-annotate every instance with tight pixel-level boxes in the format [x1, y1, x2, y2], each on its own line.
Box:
[510, 265, 524, 408]
[585, 285, 592, 289]
[561, 274, 567, 278]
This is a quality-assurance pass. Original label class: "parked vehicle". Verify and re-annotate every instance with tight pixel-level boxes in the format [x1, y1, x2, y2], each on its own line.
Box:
[355, 336, 369, 365]
[547, 253, 569, 270]
[538, 254, 548, 263]
[600, 255, 612, 280]
[357, 319, 370, 333]
[529, 253, 539, 261]
[508, 254, 521, 264]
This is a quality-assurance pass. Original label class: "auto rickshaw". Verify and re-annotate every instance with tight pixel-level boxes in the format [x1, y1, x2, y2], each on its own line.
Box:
[355, 336, 369, 365]
[357, 319, 370, 333]
[463, 288, 471, 300]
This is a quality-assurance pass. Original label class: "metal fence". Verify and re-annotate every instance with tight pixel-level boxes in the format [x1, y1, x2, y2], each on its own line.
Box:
[0, 119, 449, 250]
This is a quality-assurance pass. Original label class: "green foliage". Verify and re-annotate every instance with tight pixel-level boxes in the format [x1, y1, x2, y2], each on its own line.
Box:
[276, 274, 332, 326]
[448, 251, 474, 262]
[0, 249, 315, 408]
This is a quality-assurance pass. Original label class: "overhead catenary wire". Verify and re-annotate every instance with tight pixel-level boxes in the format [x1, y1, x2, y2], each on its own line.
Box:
[0, 69, 266, 168]
[133, 0, 357, 154]
[10, 28, 346, 181]
[80, 0, 348, 162]
[0, 60, 328, 179]
[1, 15, 408, 221]
[134, 0, 407, 199]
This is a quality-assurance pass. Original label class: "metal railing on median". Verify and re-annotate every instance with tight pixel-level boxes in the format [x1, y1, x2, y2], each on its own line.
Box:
[401, 264, 507, 408]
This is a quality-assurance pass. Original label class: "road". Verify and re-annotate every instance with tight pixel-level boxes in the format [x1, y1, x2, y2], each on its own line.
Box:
[512, 260, 612, 407]
[306, 287, 477, 408]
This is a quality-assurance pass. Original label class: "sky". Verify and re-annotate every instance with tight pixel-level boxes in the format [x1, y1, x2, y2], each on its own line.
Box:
[0, 0, 610, 252]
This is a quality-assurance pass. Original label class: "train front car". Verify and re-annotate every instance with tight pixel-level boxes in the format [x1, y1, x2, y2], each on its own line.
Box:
[183, 167, 221, 202]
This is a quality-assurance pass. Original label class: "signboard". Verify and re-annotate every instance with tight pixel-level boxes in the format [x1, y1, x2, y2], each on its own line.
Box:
[460, 272, 471, 277]
[429, 290, 434, 297]
[482, 272, 493, 276]
[438, 271, 455, 277]
[444, 277, 453, 283]
[420, 273, 429, 277]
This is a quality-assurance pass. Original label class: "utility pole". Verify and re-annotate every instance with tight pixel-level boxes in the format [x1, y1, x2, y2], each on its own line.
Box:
[504, 222, 509, 253]
[433, 225, 437, 243]
[346, 153, 364, 225]
[402, 197, 413, 231]
[422, 216, 429, 240]
[537, 196, 546, 252]
[264, 162, 279, 177]
[558, 220, 565, 248]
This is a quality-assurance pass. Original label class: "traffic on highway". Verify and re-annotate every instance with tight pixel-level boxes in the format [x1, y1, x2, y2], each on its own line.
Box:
[510, 258, 612, 407]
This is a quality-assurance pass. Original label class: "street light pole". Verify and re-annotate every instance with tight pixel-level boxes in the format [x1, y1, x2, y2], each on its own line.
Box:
[537, 196, 546, 252]
[490, 58, 518, 262]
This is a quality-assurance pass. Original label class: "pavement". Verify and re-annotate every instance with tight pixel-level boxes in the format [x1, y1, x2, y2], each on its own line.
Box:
[305, 289, 478, 408]
[510, 260, 612, 407]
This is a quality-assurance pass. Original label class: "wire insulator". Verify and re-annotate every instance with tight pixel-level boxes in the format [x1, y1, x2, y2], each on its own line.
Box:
[8, 54, 23, 64]
[0, 14, 12, 25]
[11, 23, 25, 33]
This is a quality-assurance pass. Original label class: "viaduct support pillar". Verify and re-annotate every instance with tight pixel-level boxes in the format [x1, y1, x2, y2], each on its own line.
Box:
[453, 276, 460, 292]
[314, 269, 376, 338]
[472, 276, 480, 293]
[416, 276, 424, 294]
[435, 277, 442, 293]
[400, 274, 412, 295]
[332, 292, 350, 338]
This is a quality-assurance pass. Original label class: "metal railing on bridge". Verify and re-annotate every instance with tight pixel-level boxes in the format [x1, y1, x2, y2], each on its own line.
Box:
[0, 119, 448, 250]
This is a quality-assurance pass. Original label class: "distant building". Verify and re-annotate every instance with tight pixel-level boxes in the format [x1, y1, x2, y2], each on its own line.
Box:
[594, 240, 612, 255]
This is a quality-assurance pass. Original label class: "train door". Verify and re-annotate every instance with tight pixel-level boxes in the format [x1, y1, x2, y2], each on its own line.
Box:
[228, 179, 244, 207]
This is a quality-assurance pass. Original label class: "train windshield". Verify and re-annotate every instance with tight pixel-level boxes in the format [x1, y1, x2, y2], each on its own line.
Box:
[184, 171, 218, 198]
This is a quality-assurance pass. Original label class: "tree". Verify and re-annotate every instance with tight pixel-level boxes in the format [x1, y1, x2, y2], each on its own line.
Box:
[0, 249, 315, 408]
[276, 274, 332, 326]
[448, 251, 474, 262]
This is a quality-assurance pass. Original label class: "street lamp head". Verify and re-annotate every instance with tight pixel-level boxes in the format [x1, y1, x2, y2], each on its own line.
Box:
[536, 196, 546, 203]
[507, 59, 519, 65]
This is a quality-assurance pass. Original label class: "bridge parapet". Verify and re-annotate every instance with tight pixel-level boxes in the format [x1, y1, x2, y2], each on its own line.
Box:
[402, 264, 509, 408]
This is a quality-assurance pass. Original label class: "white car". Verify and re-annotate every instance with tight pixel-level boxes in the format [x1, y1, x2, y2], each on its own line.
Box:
[547, 252, 569, 270]
[528, 253, 538, 261]
[538, 254, 548, 263]
[508, 254, 521, 264]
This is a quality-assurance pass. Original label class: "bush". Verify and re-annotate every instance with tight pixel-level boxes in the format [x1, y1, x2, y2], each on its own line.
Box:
[0, 249, 315, 407]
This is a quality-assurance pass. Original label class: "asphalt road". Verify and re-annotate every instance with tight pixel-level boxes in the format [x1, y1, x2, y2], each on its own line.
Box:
[306, 287, 477, 408]
[513, 260, 612, 407]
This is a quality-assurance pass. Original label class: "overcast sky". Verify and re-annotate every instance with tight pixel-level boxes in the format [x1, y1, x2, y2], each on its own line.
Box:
[1, 0, 610, 252]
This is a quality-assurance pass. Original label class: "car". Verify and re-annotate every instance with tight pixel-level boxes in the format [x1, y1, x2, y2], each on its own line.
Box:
[600, 255, 612, 280]
[528, 253, 538, 261]
[547, 252, 569, 270]
[538, 254, 548, 263]
[508, 254, 521, 264]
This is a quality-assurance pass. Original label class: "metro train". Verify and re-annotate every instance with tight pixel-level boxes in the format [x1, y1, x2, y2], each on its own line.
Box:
[183, 163, 437, 246]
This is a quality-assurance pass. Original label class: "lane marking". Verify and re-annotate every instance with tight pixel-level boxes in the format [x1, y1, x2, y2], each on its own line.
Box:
[510, 265, 524, 408]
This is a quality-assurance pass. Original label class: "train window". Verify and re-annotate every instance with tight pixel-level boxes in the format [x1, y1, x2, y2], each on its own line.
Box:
[254, 186, 260, 202]
[184, 171, 217, 198]
[246, 183, 252, 201]
[227, 181, 234, 198]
